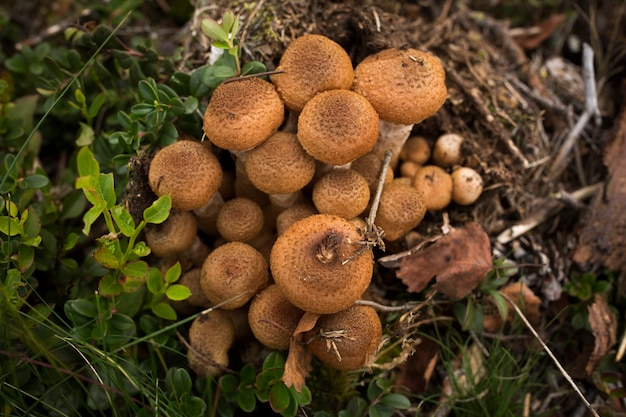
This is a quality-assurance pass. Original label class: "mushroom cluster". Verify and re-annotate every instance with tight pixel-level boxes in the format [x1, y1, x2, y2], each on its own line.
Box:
[143, 33, 484, 376]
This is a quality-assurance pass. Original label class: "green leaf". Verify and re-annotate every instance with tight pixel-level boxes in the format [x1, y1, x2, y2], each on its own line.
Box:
[269, 383, 291, 413]
[75, 122, 95, 146]
[152, 302, 177, 320]
[171, 368, 193, 394]
[17, 244, 35, 271]
[97, 173, 116, 209]
[99, 274, 124, 296]
[213, 66, 237, 78]
[74, 88, 86, 105]
[122, 260, 149, 280]
[379, 394, 411, 409]
[263, 351, 286, 371]
[132, 241, 151, 257]
[367, 379, 383, 402]
[0, 216, 23, 236]
[93, 247, 121, 269]
[289, 384, 311, 406]
[201, 18, 229, 42]
[240, 364, 256, 384]
[22, 174, 49, 189]
[143, 195, 171, 224]
[237, 388, 257, 412]
[63, 232, 80, 252]
[222, 11, 236, 33]
[88, 93, 107, 119]
[147, 268, 163, 294]
[344, 396, 367, 416]
[183, 96, 198, 114]
[182, 396, 206, 417]
[82, 205, 103, 235]
[488, 289, 509, 322]
[164, 261, 182, 284]
[368, 404, 394, 417]
[67, 299, 99, 318]
[241, 61, 267, 76]
[109, 313, 135, 331]
[219, 374, 238, 395]
[76, 146, 100, 178]
[138, 78, 159, 102]
[111, 206, 136, 237]
[166, 284, 191, 301]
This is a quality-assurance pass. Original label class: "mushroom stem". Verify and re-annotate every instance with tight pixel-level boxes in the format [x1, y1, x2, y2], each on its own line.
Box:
[368, 121, 413, 169]
[268, 191, 303, 210]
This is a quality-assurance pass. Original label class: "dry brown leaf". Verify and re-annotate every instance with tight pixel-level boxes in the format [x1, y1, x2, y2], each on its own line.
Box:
[511, 14, 566, 50]
[396, 222, 492, 299]
[586, 294, 617, 375]
[395, 338, 439, 394]
[484, 281, 541, 331]
[282, 311, 319, 392]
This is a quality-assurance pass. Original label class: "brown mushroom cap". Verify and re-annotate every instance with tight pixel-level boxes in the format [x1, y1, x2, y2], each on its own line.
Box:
[411, 165, 453, 211]
[312, 169, 370, 219]
[375, 181, 426, 241]
[201, 242, 269, 310]
[203, 78, 284, 151]
[148, 140, 222, 211]
[216, 197, 264, 242]
[275, 202, 318, 236]
[177, 268, 211, 308]
[297, 89, 379, 165]
[248, 284, 305, 350]
[432, 133, 464, 168]
[270, 214, 373, 314]
[243, 131, 316, 195]
[145, 210, 197, 257]
[400, 135, 432, 165]
[351, 153, 395, 194]
[451, 167, 483, 205]
[188, 309, 235, 377]
[352, 48, 447, 125]
[305, 304, 382, 371]
[271, 34, 354, 113]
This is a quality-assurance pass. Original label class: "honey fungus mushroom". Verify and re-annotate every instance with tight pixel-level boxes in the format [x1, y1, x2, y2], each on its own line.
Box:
[145, 209, 197, 257]
[411, 165, 453, 211]
[201, 242, 269, 310]
[188, 309, 235, 377]
[433, 133, 464, 168]
[270, 214, 373, 314]
[353, 48, 447, 166]
[271, 34, 354, 113]
[216, 197, 264, 242]
[148, 140, 223, 211]
[312, 168, 370, 219]
[297, 89, 379, 166]
[374, 180, 426, 241]
[203, 77, 284, 151]
[305, 304, 382, 371]
[451, 167, 484, 205]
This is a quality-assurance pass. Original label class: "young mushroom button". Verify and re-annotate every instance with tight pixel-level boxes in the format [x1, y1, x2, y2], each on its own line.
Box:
[271, 34, 354, 113]
[353, 48, 447, 166]
[203, 77, 284, 151]
[270, 214, 373, 314]
[148, 140, 222, 211]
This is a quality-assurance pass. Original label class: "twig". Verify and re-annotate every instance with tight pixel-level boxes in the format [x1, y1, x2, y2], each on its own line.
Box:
[501, 293, 600, 417]
[355, 299, 422, 312]
[238, 0, 265, 48]
[549, 43, 601, 177]
[496, 182, 602, 245]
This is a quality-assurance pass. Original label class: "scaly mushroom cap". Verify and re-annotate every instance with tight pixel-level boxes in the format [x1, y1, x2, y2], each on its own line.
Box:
[243, 131, 316, 194]
[270, 214, 373, 314]
[375, 181, 426, 241]
[411, 165, 453, 211]
[201, 242, 269, 310]
[188, 309, 235, 377]
[353, 48, 447, 125]
[272, 34, 354, 112]
[297, 90, 379, 165]
[305, 304, 382, 371]
[203, 78, 284, 151]
[248, 284, 305, 350]
[275, 202, 318, 236]
[216, 197, 264, 242]
[148, 140, 222, 211]
[351, 153, 395, 194]
[145, 210, 197, 257]
[312, 168, 370, 219]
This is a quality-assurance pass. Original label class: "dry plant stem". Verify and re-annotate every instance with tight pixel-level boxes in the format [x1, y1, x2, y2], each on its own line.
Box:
[369, 121, 413, 168]
[550, 43, 601, 177]
[500, 293, 600, 417]
[496, 182, 602, 245]
[355, 299, 422, 312]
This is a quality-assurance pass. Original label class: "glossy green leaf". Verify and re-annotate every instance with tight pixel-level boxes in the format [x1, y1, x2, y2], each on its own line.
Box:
[367, 379, 383, 402]
[82, 204, 103, 235]
[17, 244, 34, 271]
[97, 173, 116, 209]
[488, 289, 509, 322]
[263, 351, 286, 371]
[165, 284, 191, 301]
[132, 241, 151, 257]
[182, 396, 206, 417]
[164, 261, 181, 284]
[240, 364, 256, 384]
[109, 313, 135, 331]
[143, 195, 171, 224]
[93, 247, 120, 269]
[222, 11, 236, 33]
[22, 174, 49, 189]
[147, 268, 163, 294]
[138, 78, 159, 102]
[379, 393, 411, 409]
[219, 374, 238, 395]
[111, 206, 136, 236]
[67, 299, 98, 318]
[122, 260, 149, 280]
[63, 232, 80, 252]
[241, 61, 267, 76]
[76, 146, 99, 178]
[368, 404, 394, 417]
[237, 387, 257, 412]
[88, 93, 107, 119]
[152, 302, 177, 320]
[269, 383, 291, 413]
[289, 384, 311, 405]
[0, 216, 22, 236]
[201, 18, 229, 42]
[213, 65, 236, 78]
[75, 122, 94, 146]
[99, 274, 124, 296]
[171, 367, 193, 394]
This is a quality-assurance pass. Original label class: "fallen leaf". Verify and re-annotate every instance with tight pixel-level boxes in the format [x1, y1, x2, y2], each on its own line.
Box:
[586, 294, 617, 375]
[484, 281, 542, 331]
[282, 311, 319, 393]
[511, 14, 566, 50]
[396, 222, 492, 299]
[395, 338, 439, 394]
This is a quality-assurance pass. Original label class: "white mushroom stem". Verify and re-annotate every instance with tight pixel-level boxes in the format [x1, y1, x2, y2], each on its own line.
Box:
[269, 191, 304, 210]
[193, 191, 225, 232]
[368, 120, 413, 169]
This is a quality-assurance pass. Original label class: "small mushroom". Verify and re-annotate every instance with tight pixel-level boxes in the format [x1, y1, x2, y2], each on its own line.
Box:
[270, 214, 373, 314]
[188, 309, 235, 377]
[353, 48, 447, 167]
[148, 140, 222, 211]
[216, 197, 264, 242]
[145, 209, 197, 257]
[248, 284, 305, 350]
[451, 167, 483, 205]
[201, 242, 269, 310]
[305, 304, 382, 371]
[432, 133, 464, 168]
[297, 89, 379, 166]
[271, 34, 354, 113]
[312, 168, 370, 220]
[275, 202, 318, 236]
[374, 180, 426, 241]
[411, 165, 453, 211]
[400, 135, 431, 165]
[351, 153, 395, 194]
[203, 77, 284, 151]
